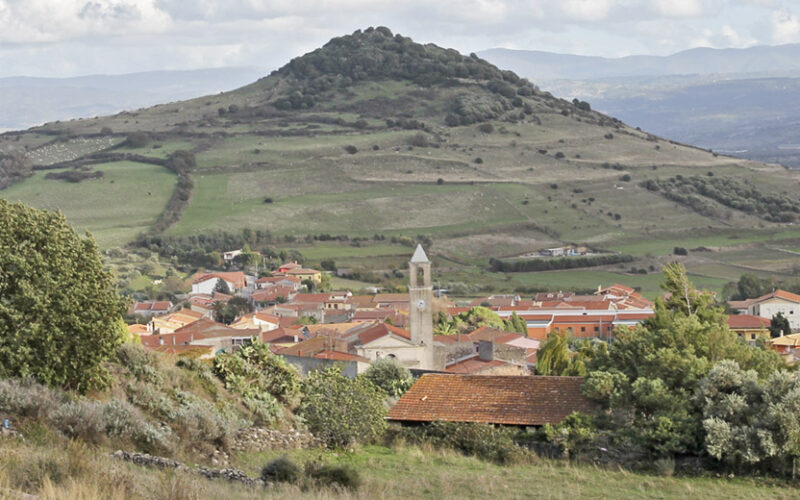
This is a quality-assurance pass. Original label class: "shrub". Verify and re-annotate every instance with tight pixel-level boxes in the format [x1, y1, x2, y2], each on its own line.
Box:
[554, 152, 565, 159]
[343, 145, 358, 154]
[262, 456, 302, 484]
[299, 367, 386, 448]
[396, 421, 531, 465]
[620, 174, 631, 182]
[436, 178, 444, 185]
[50, 400, 105, 443]
[474, 157, 483, 164]
[363, 358, 414, 397]
[407, 132, 429, 147]
[477, 123, 494, 134]
[673, 246, 688, 256]
[305, 463, 362, 490]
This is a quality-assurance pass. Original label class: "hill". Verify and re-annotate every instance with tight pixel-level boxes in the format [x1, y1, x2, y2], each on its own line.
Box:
[2, 27, 800, 296]
[479, 45, 800, 169]
[0, 67, 266, 133]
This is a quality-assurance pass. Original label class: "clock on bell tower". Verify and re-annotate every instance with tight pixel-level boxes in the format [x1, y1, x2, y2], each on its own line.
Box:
[408, 244, 434, 361]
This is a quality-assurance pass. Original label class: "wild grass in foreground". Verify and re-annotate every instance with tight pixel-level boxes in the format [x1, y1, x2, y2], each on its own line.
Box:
[2, 437, 796, 500]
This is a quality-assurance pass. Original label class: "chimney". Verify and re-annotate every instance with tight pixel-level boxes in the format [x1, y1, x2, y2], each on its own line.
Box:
[478, 340, 494, 362]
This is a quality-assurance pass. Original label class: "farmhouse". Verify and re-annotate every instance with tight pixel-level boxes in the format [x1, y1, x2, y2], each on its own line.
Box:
[741, 290, 800, 331]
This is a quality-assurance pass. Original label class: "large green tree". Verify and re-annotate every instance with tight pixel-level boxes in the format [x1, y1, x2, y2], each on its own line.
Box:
[583, 263, 786, 456]
[0, 200, 127, 392]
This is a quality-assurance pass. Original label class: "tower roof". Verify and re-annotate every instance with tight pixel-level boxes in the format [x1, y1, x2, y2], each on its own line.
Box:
[410, 244, 430, 264]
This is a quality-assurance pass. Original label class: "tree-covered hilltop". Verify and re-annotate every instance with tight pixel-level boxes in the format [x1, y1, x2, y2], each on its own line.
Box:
[275, 26, 528, 89]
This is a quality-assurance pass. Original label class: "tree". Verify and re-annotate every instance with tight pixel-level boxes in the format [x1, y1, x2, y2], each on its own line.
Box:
[214, 278, 231, 295]
[214, 296, 253, 324]
[363, 358, 414, 397]
[584, 263, 787, 457]
[0, 200, 127, 392]
[770, 312, 791, 338]
[536, 333, 571, 376]
[699, 360, 800, 469]
[504, 312, 528, 335]
[299, 367, 387, 447]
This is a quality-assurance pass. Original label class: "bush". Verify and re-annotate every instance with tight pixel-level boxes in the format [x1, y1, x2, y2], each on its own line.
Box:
[396, 421, 531, 465]
[306, 463, 361, 490]
[673, 246, 688, 256]
[261, 456, 302, 484]
[477, 123, 494, 134]
[363, 358, 414, 397]
[50, 400, 105, 443]
[343, 145, 358, 154]
[299, 367, 386, 448]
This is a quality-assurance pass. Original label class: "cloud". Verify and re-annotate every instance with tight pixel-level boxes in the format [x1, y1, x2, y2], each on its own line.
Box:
[769, 7, 800, 43]
[0, 0, 795, 76]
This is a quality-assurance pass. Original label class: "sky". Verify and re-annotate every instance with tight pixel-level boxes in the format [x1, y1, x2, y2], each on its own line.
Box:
[1, 0, 800, 77]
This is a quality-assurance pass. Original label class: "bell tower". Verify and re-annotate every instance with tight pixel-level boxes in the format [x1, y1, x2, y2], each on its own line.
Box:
[409, 244, 434, 369]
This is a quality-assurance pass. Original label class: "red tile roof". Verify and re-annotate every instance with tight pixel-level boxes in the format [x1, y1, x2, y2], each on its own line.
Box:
[727, 314, 771, 329]
[387, 374, 596, 426]
[313, 350, 370, 363]
[134, 301, 172, 312]
[356, 322, 412, 345]
[753, 289, 800, 304]
[444, 356, 510, 374]
[192, 271, 246, 289]
[467, 326, 521, 345]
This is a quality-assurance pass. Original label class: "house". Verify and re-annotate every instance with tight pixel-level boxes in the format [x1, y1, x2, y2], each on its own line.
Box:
[283, 267, 323, 284]
[255, 275, 302, 290]
[728, 314, 771, 343]
[770, 333, 800, 362]
[148, 309, 205, 334]
[141, 318, 260, 355]
[230, 312, 281, 332]
[251, 286, 295, 305]
[387, 374, 596, 426]
[131, 301, 173, 317]
[222, 249, 243, 263]
[276, 262, 303, 273]
[744, 290, 800, 331]
[190, 271, 246, 295]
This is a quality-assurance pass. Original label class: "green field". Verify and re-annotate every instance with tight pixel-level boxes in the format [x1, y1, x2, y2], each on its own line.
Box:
[1, 161, 175, 247]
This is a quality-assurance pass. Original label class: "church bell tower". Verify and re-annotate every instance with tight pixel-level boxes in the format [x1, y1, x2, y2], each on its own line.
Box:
[409, 244, 434, 369]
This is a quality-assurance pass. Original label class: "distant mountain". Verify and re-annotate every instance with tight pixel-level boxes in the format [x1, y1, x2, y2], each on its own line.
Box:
[479, 44, 800, 167]
[479, 44, 800, 80]
[0, 67, 266, 132]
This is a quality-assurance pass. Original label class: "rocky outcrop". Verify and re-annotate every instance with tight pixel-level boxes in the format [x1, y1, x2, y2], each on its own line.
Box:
[231, 427, 318, 452]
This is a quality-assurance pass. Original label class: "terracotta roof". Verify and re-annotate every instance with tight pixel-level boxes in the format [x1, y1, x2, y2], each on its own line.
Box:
[434, 335, 461, 344]
[727, 314, 770, 329]
[260, 327, 303, 344]
[445, 356, 510, 374]
[251, 286, 294, 303]
[467, 326, 521, 345]
[313, 350, 370, 362]
[356, 322, 412, 345]
[257, 275, 302, 284]
[387, 374, 596, 426]
[291, 293, 332, 303]
[192, 271, 246, 289]
[728, 300, 753, 310]
[372, 293, 409, 303]
[150, 344, 214, 356]
[752, 289, 800, 304]
[128, 324, 148, 335]
[134, 301, 172, 312]
[770, 333, 800, 347]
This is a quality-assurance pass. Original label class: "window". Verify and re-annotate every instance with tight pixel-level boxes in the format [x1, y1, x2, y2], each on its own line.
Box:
[594, 326, 599, 332]
[750, 334, 756, 340]
[581, 327, 586, 332]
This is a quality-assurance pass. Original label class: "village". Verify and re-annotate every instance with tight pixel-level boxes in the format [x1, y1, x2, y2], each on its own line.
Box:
[125, 244, 800, 424]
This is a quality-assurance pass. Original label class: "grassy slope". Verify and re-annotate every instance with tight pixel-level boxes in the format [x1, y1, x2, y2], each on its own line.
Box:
[3, 440, 798, 499]
[3, 37, 800, 294]
[1, 161, 175, 247]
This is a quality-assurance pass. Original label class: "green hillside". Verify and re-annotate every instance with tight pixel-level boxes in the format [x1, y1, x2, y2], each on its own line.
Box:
[2, 27, 800, 295]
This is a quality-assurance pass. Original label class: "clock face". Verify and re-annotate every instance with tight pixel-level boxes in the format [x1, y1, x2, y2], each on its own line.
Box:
[417, 299, 426, 310]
